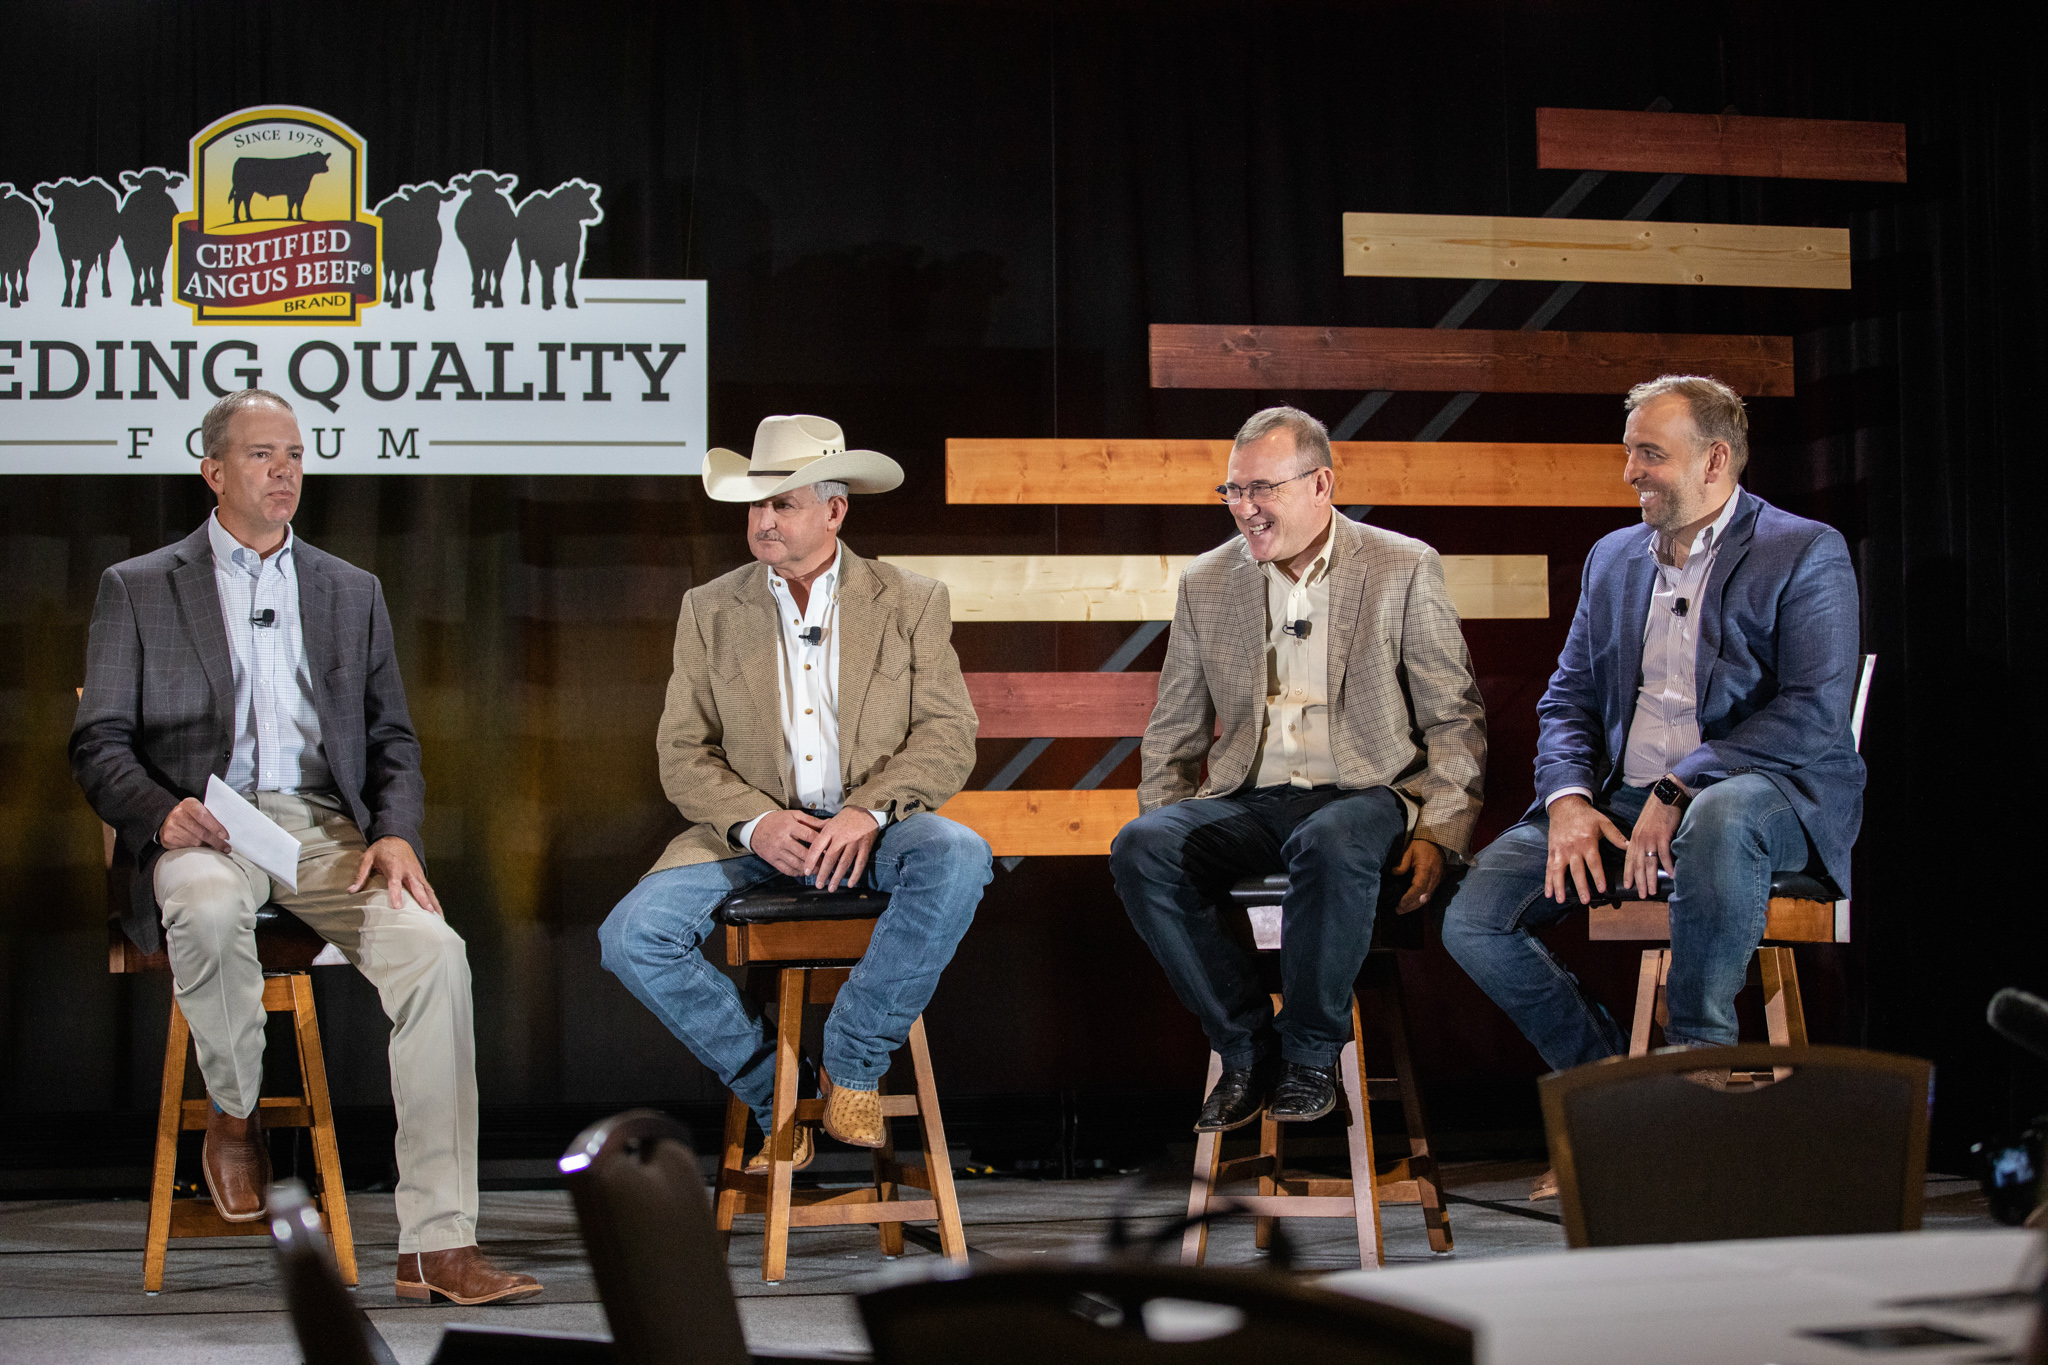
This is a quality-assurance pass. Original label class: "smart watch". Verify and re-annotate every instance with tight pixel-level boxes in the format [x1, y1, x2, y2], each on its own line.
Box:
[1650, 775, 1691, 809]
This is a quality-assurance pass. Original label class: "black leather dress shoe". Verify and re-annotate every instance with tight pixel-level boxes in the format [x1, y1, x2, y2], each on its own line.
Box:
[1194, 1058, 1278, 1133]
[1268, 1061, 1339, 1122]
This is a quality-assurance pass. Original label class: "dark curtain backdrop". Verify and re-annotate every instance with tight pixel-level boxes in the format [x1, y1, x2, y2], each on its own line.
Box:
[2, 0, 2040, 1175]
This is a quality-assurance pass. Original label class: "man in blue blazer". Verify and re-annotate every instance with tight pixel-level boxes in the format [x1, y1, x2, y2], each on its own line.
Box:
[1441, 375, 1864, 1072]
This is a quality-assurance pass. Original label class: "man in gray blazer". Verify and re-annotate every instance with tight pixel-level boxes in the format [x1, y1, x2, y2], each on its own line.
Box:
[1110, 406, 1486, 1131]
[70, 390, 539, 1306]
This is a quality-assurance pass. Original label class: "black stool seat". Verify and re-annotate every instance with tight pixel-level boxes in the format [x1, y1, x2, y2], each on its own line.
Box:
[253, 906, 328, 973]
[1226, 869, 1459, 953]
[715, 887, 892, 924]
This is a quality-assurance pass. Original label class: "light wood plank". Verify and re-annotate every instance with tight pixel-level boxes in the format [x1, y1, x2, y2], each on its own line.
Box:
[964, 671, 1160, 738]
[1150, 325, 1795, 395]
[885, 553, 1547, 621]
[1589, 896, 1839, 943]
[1536, 108, 1907, 183]
[945, 438, 1635, 507]
[936, 789, 1138, 857]
[1341, 212, 1850, 290]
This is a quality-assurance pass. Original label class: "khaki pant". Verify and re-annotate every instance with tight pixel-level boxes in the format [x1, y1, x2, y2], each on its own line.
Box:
[154, 793, 478, 1254]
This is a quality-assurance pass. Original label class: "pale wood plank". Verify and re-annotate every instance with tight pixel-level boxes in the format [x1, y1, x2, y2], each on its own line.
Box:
[935, 789, 1138, 858]
[1150, 324, 1795, 395]
[945, 438, 1635, 507]
[885, 553, 1547, 621]
[1536, 108, 1907, 183]
[1341, 212, 1850, 290]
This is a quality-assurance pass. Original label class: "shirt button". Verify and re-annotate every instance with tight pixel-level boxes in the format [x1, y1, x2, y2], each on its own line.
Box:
[804, 708, 812, 715]
[804, 664, 812, 671]
[805, 755, 813, 762]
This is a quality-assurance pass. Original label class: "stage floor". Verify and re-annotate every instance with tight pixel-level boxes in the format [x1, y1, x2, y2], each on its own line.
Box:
[0, 1161, 1995, 1363]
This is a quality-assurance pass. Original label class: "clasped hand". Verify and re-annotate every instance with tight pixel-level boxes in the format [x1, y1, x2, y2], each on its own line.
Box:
[750, 807, 880, 892]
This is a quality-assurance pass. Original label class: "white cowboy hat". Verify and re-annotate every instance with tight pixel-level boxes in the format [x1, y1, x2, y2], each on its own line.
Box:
[701, 414, 904, 502]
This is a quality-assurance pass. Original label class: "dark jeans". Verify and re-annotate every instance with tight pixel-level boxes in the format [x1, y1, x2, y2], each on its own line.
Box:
[1108, 784, 1409, 1071]
[1440, 775, 1810, 1070]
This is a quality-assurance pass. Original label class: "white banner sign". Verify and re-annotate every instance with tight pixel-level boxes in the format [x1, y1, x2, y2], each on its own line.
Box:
[0, 104, 705, 475]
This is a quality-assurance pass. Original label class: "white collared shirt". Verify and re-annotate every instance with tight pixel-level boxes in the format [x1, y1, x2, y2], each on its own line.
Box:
[1548, 489, 1742, 807]
[737, 542, 888, 852]
[206, 510, 330, 796]
[1250, 531, 1338, 791]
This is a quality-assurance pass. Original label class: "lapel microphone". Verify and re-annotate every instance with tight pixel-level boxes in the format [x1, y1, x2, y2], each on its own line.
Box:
[798, 626, 824, 646]
[251, 609, 276, 627]
[1672, 598, 1690, 619]
[1281, 619, 1311, 639]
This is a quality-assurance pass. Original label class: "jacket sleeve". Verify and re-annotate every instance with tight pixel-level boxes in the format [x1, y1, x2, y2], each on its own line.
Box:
[657, 591, 783, 843]
[69, 566, 182, 860]
[1136, 578, 1215, 813]
[846, 581, 979, 818]
[1671, 528, 1861, 789]
[357, 580, 427, 861]
[1397, 549, 1488, 856]
[1532, 548, 1610, 804]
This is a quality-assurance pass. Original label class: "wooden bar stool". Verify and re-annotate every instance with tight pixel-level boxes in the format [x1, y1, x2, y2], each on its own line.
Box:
[708, 886, 968, 1284]
[111, 907, 356, 1293]
[1183, 874, 1453, 1271]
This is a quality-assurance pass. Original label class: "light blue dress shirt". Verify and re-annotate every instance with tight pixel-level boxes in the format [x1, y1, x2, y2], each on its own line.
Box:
[207, 511, 331, 795]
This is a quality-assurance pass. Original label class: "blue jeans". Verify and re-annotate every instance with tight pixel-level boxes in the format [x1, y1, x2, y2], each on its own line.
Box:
[1109, 785, 1410, 1071]
[1440, 775, 1811, 1070]
[598, 813, 991, 1133]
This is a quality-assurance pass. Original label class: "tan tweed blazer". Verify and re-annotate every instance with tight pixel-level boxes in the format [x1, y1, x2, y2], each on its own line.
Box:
[647, 544, 978, 873]
[1136, 512, 1488, 856]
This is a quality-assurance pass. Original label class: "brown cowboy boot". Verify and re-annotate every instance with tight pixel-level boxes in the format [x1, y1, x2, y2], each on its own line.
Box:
[744, 1123, 816, 1174]
[202, 1102, 270, 1223]
[820, 1067, 886, 1149]
[395, 1246, 543, 1305]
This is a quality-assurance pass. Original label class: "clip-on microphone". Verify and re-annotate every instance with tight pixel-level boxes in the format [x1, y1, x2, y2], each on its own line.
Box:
[251, 608, 276, 627]
[1281, 619, 1311, 639]
[1672, 597, 1690, 619]
[797, 626, 824, 646]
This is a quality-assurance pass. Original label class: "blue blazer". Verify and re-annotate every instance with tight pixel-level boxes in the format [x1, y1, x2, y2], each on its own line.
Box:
[1532, 489, 1865, 895]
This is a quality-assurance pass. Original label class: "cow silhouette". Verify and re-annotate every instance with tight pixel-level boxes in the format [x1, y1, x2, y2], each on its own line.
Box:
[117, 168, 185, 306]
[451, 171, 519, 308]
[516, 179, 604, 310]
[0, 183, 39, 307]
[230, 151, 329, 223]
[33, 177, 121, 308]
[371, 182, 457, 311]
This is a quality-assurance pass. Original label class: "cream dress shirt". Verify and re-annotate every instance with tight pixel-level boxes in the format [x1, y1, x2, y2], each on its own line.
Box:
[207, 511, 330, 796]
[1250, 534, 1339, 791]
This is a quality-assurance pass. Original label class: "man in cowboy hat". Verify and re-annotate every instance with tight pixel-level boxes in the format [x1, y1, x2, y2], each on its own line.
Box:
[599, 415, 990, 1165]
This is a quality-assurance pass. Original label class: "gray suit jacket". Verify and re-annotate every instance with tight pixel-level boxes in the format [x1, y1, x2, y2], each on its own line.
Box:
[70, 521, 426, 954]
[647, 544, 979, 874]
[1137, 512, 1488, 857]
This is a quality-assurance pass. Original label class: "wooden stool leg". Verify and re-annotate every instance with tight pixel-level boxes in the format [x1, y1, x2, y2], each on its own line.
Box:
[906, 1016, 967, 1264]
[762, 968, 806, 1284]
[1373, 959, 1452, 1253]
[1759, 947, 1808, 1046]
[1653, 950, 1672, 1036]
[714, 1092, 749, 1250]
[1629, 950, 1662, 1057]
[1254, 1110, 1281, 1251]
[872, 1079, 905, 1258]
[285, 974, 355, 1287]
[1341, 995, 1384, 1271]
[145, 998, 191, 1294]
[1182, 1051, 1224, 1267]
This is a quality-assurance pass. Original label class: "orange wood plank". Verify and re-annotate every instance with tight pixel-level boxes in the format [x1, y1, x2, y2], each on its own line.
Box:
[936, 789, 1138, 858]
[964, 671, 1160, 737]
[1149, 325, 1794, 396]
[1537, 107, 1907, 183]
[946, 438, 1634, 507]
[1588, 897, 1838, 943]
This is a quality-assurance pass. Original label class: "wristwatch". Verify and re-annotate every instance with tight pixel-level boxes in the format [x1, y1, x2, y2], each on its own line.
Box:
[1650, 775, 1691, 809]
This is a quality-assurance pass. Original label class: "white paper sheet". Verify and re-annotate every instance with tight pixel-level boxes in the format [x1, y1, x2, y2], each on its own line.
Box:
[203, 775, 301, 893]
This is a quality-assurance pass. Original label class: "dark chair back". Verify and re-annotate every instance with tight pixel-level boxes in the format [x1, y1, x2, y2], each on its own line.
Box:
[267, 1179, 393, 1365]
[858, 1264, 1473, 1365]
[1541, 1043, 1931, 1247]
[559, 1110, 750, 1365]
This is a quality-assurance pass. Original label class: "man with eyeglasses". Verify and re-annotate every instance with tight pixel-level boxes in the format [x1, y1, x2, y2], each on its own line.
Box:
[1109, 406, 1486, 1130]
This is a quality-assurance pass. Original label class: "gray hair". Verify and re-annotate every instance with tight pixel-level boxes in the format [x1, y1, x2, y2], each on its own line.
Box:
[1232, 405, 1332, 470]
[200, 388, 294, 461]
[1625, 374, 1749, 477]
[811, 480, 849, 501]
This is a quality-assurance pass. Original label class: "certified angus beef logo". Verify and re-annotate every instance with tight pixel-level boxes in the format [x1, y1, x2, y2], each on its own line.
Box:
[174, 106, 380, 323]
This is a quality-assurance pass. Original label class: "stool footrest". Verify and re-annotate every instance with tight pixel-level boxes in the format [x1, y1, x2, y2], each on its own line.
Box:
[179, 1097, 314, 1130]
[1220, 1195, 1358, 1218]
[791, 1095, 922, 1121]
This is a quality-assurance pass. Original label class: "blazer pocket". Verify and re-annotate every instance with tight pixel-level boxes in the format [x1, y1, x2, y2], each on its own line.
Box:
[876, 632, 912, 680]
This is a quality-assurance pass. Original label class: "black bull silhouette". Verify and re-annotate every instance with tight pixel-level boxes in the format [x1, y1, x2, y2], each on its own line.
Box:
[230, 151, 330, 223]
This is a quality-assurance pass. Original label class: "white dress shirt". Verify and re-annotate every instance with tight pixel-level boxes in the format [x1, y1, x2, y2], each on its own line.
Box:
[1548, 489, 1742, 807]
[1250, 535, 1339, 791]
[207, 511, 330, 796]
[738, 542, 889, 853]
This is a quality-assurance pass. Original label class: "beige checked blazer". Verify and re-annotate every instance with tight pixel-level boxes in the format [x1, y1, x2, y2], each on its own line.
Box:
[1137, 512, 1488, 856]
[647, 544, 979, 873]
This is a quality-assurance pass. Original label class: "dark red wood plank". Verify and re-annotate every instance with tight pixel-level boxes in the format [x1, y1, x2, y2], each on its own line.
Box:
[1149, 325, 1794, 397]
[965, 672, 1159, 738]
[1536, 107, 1907, 183]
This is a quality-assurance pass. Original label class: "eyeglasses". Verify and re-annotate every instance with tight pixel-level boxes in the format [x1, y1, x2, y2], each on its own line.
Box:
[1215, 469, 1316, 505]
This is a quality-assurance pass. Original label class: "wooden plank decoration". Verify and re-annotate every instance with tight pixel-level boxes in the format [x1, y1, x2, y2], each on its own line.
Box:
[1150, 325, 1794, 396]
[946, 439, 1635, 508]
[965, 671, 1161, 738]
[936, 789, 1139, 858]
[1535, 107, 1908, 184]
[885, 554, 1548, 621]
[1340, 212, 1850, 290]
